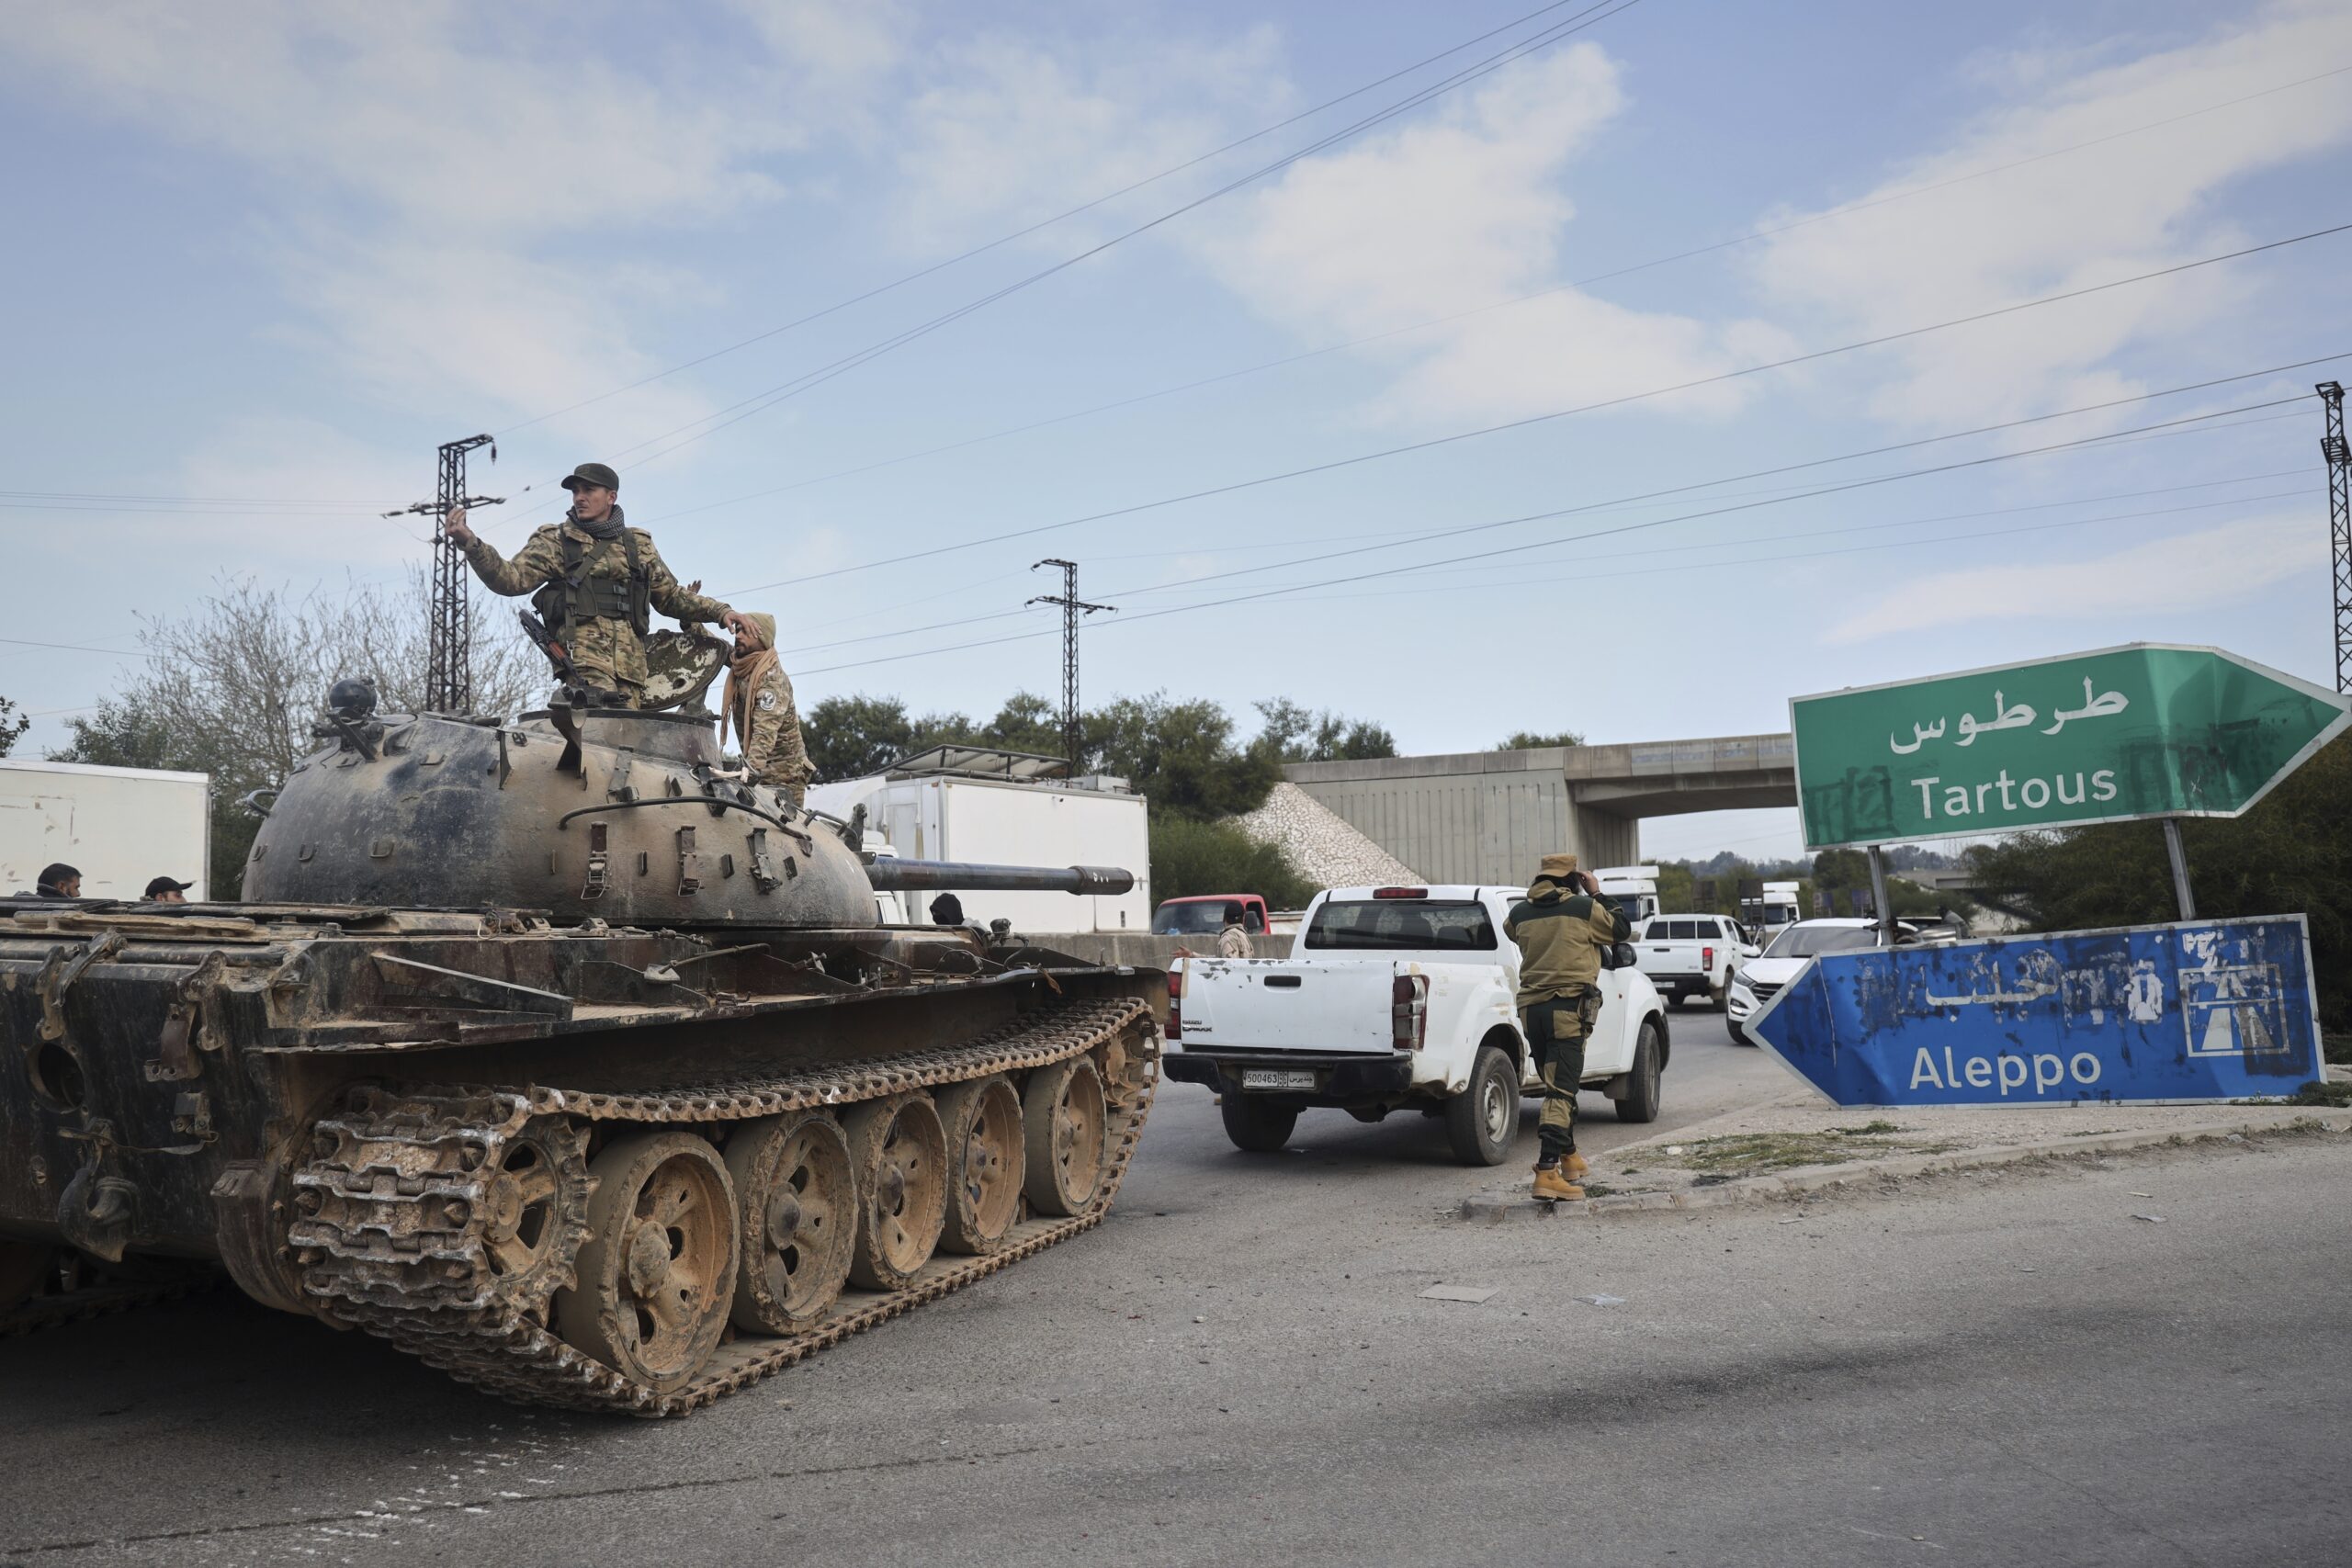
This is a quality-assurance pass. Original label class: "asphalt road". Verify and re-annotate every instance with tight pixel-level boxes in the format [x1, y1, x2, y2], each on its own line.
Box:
[4, 1015, 2346, 1567]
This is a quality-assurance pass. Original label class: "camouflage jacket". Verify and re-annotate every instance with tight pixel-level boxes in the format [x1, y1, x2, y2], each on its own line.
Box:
[1503, 876, 1630, 1008]
[462, 517, 730, 629]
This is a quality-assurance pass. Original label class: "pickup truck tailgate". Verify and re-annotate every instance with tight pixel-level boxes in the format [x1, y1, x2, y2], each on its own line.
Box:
[1177, 958, 1396, 1054]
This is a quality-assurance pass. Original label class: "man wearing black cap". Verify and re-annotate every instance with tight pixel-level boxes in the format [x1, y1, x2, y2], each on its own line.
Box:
[443, 462, 750, 707]
[144, 876, 193, 902]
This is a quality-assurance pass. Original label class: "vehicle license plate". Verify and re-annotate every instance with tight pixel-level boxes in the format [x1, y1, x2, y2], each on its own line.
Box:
[1241, 1069, 1317, 1090]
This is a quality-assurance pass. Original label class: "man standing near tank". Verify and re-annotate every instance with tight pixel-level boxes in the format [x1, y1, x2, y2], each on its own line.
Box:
[1503, 853, 1629, 1202]
[442, 462, 752, 708]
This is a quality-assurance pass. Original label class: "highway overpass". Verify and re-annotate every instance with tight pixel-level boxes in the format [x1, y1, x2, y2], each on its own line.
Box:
[1283, 734, 1796, 885]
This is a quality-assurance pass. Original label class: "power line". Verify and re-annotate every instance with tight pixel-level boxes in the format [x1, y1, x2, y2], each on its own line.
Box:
[720, 227, 2352, 602]
[483, 0, 1651, 537]
[633, 60, 2352, 530]
[764, 350, 2351, 656]
[789, 391, 2322, 676]
[1159, 486, 2314, 604]
[491, 0, 1631, 439]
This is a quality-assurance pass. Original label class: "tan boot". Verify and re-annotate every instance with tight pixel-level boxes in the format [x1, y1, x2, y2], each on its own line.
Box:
[1532, 1166, 1585, 1201]
[1561, 1153, 1589, 1180]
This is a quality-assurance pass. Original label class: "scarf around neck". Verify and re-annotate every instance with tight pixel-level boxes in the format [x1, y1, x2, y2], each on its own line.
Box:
[568, 502, 626, 542]
[721, 611, 780, 750]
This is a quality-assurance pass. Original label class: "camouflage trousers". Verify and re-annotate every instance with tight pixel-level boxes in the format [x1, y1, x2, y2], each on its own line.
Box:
[570, 616, 649, 706]
[1521, 988, 1599, 1160]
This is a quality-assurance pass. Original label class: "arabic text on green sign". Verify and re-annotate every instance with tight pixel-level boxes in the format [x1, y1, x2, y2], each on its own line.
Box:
[1790, 645, 2349, 849]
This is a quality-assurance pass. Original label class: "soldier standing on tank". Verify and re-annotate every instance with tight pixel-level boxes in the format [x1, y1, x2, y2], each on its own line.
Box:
[719, 611, 812, 809]
[1503, 853, 1629, 1202]
[442, 462, 750, 707]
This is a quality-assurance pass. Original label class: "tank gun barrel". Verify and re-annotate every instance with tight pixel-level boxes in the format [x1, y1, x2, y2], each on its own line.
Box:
[865, 861, 1134, 896]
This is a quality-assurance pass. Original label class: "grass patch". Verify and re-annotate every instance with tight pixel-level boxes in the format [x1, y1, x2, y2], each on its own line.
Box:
[2325, 1033, 2352, 1066]
[1668, 1129, 1957, 1179]
[2280, 1080, 2352, 1108]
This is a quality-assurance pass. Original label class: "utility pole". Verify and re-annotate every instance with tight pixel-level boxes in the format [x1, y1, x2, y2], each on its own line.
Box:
[2321, 381, 2350, 693]
[386, 434, 503, 713]
[1027, 558, 1113, 774]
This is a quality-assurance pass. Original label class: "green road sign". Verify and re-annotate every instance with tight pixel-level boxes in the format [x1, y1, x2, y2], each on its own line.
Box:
[1791, 644, 2350, 850]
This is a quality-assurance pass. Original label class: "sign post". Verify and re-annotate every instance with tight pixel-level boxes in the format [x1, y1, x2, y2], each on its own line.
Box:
[1790, 644, 2349, 849]
[2163, 819, 2197, 920]
[1773, 644, 2346, 1107]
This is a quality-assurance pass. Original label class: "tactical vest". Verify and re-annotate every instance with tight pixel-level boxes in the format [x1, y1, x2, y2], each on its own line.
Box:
[532, 527, 650, 639]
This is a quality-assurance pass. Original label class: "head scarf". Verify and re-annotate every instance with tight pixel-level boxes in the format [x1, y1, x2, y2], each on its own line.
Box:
[567, 501, 627, 542]
[720, 611, 780, 750]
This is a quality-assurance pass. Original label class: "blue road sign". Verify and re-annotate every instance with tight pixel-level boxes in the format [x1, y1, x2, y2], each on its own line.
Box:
[1746, 915, 2324, 1106]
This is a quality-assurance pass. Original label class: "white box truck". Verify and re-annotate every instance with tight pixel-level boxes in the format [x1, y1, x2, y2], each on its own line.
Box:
[0, 759, 211, 900]
[808, 770, 1149, 934]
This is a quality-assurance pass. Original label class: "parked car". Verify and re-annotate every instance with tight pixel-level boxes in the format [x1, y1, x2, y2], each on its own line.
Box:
[1162, 884, 1670, 1165]
[1633, 912, 1757, 1010]
[1726, 917, 1923, 1044]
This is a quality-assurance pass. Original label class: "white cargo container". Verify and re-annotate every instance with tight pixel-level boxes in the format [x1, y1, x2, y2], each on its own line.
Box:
[0, 759, 211, 900]
[808, 750, 1148, 934]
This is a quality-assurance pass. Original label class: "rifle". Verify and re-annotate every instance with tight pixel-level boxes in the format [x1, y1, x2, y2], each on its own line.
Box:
[517, 609, 579, 686]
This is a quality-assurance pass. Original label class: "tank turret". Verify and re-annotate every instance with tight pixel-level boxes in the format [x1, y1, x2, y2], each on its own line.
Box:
[245, 700, 1131, 926]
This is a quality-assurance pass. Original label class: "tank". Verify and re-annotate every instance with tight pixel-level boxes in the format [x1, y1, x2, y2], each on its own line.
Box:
[0, 693, 1161, 1415]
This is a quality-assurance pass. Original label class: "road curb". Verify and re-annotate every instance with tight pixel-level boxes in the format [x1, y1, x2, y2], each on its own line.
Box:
[1453, 1112, 2352, 1223]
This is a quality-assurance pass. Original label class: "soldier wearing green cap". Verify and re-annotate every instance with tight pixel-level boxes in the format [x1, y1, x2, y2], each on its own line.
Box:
[443, 462, 751, 707]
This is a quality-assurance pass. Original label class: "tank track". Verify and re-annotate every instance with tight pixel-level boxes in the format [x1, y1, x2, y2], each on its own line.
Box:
[292, 995, 1155, 1416]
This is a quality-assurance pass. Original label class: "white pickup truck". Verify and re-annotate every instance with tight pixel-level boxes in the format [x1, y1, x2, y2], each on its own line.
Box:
[1162, 885, 1670, 1166]
[1633, 912, 1757, 1010]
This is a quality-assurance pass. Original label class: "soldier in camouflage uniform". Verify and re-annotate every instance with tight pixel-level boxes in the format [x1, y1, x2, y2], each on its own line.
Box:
[1503, 852, 1630, 1202]
[443, 462, 748, 707]
[719, 612, 812, 809]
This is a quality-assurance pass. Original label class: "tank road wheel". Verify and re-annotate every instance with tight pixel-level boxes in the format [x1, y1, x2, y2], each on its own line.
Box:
[555, 1133, 740, 1393]
[724, 1111, 856, 1336]
[476, 1117, 594, 1312]
[1023, 1056, 1107, 1217]
[936, 1076, 1026, 1256]
[845, 1095, 949, 1291]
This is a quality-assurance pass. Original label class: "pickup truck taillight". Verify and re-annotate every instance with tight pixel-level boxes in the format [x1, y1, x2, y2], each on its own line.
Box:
[1392, 973, 1428, 1051]
[1702, 945, 1714, 972]
[1168, 962, 1183, 1039]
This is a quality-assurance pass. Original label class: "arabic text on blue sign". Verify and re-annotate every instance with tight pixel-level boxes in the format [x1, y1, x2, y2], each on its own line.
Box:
[1747, 915, 2322, 1107]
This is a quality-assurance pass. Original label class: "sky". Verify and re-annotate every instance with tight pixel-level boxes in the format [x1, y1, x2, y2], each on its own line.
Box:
[2, 0, 2346, 863]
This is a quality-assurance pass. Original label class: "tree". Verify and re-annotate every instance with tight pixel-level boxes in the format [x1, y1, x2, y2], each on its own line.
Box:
[977, 692, 1066, 758]
[51, 570, 541, 896]
[1250, 698, 1396, 763]
[1965, 735, 2352, 1028]
[800, 694, 977, 780]
[0, 695, 28, 758]
[1087, 693, 1276, 819]
[1494, 728, 1585, 750]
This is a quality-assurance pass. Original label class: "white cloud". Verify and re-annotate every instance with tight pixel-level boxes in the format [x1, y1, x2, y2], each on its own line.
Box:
[1749, 0, 2352, 432]
[1825, 514, 2323, 643]
[1193, 45, 1793, 424]
[0, 0, 819, 431]
[892, 28, 1291, 254]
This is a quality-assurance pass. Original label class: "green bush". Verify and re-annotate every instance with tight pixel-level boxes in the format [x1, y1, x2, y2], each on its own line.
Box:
[1150, 812, 1316, 909]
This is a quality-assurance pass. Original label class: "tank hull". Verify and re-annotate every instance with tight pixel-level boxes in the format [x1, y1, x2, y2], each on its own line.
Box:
[0, 901, 1162, 1410]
